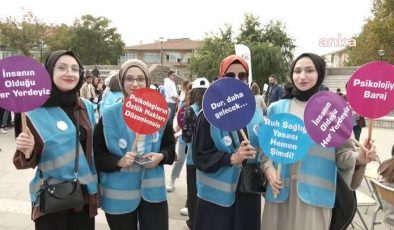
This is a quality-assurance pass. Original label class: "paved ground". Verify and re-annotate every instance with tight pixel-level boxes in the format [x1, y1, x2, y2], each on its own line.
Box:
[0, 127, 392, 229]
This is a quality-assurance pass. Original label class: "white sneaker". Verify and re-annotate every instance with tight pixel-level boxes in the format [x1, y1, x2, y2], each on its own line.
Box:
[180, 207, 189, 216]
[0, 128, 8, 134]
[166, 179, 175, 192]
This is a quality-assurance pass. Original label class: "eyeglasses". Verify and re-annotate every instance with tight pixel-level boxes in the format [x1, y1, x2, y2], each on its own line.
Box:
[124, 76, 146, 84]
[54, 65, 82, 75]
[224, 72, 248, 81]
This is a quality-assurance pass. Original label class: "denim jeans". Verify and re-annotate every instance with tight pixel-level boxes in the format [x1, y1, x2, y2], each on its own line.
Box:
[167, 102, 176, 123]
[170, 140, 187, 180]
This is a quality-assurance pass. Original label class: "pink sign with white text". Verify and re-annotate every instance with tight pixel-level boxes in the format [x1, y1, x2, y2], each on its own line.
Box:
[347, 61, 394, 119]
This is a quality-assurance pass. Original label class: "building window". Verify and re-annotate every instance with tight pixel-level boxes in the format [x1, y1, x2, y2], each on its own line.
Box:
[166, 52, 181, 63]
[143, 52, 160, 64]
[125, 52, 137, 60]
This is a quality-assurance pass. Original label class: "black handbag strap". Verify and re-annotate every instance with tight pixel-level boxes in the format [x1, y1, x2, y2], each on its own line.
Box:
[74, 109, 80, 176]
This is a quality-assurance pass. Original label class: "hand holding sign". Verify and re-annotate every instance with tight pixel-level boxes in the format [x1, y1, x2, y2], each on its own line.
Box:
[0, 56, 51, 112]
[0, 56, 51, 159]
[122, 88, 168, 165]
[202, 77, 256, 162]
[258, 113, 312, 198]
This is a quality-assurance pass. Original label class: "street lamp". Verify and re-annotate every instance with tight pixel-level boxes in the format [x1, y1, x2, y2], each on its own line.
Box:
[159, 37, 164, 65]
[378, 49, 384, 61]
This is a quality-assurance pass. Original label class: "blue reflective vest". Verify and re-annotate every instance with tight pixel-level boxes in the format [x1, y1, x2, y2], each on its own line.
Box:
[99, 91, 123, 115]
[27, 99, 97, 205]
[196, 108, 264, 207]
[265, 99, 336, 208]
[99, 102, 167, 214]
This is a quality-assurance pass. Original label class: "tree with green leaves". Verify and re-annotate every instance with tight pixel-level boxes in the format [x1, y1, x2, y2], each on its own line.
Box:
[188, 13, 295, 88]
[237, 14, 295, 87]
[188, 25, 235, 81]
[0, 11, 47, 57]
[45, 24, 73, 52]
[1, 12, 125, 65]
[348, 0, 394, 65]
[68, 15, 125, 65]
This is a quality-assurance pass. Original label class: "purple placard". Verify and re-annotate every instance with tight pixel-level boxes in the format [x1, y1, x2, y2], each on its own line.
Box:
[0, 56, 51, 112]
[347, 61, 394, 119]
[258, 113, 311, 164]
[304, 91, 353, 148]
[202, 78, 255, 131]
[177, 105, 186, 128]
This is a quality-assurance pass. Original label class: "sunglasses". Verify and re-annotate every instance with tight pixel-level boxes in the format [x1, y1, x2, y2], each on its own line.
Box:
[224, 72, 248, 81]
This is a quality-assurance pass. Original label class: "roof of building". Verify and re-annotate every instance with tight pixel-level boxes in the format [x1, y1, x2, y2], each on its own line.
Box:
[125, 38, 202, 51]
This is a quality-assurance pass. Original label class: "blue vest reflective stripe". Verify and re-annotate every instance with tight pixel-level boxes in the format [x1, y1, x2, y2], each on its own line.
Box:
[186, 103, 200, 165]
[27, 99, 98, 205]
[99, 91, 123, 115]
[264, 99, 336, 208]
[100, 102, 167, 214]
[196, 108, 263, 207]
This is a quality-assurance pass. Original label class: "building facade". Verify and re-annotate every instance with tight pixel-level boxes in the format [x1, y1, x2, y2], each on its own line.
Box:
[322, 48, 349, 67]
[120, 38, 202, 77]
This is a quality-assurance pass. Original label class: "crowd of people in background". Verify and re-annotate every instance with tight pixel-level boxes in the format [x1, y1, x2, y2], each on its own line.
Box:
[7, 50, 391, 230]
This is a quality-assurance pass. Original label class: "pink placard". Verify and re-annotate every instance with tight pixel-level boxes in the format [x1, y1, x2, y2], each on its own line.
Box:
[347, 61, 394, 119]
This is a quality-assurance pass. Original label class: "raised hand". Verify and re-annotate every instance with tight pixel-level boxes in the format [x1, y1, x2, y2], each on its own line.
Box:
[230, 140, 257, 165]
[15, 127, 35, 159]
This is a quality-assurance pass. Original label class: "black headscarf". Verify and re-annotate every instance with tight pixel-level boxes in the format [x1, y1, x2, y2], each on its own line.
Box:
[284, 53, 326, 101]
[42, 50, 84, 107]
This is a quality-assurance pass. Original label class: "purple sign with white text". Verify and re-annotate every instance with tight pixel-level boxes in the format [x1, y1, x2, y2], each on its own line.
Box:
[304, 91, 353, 148]
[202, 78, 255, 131]
[0, 56, 51, 112]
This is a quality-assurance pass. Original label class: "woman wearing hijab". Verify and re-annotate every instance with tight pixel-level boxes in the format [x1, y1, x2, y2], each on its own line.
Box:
[98, 72, 123, 115]
[192, 55, 263, 230]
[13, 50, 98, 230]
[93, 59, 175, 230]
[260, 53, 378, 230]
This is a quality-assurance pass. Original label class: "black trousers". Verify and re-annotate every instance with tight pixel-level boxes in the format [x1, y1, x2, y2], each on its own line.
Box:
[186, 165, 197, 229]
[105, 199, 168, 230]
[35, 205, 94, 230]
[0, 107, 6, 128]
[353, 125, 362, 141]
[194, 191, 261, 230]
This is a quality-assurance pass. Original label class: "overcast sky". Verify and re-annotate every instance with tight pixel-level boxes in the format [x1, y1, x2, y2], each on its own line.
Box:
[1, 0, 373, 56]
